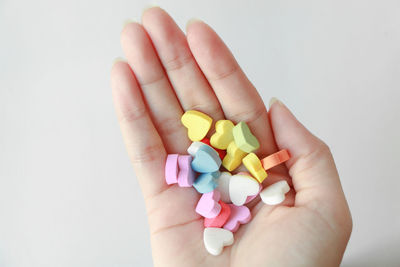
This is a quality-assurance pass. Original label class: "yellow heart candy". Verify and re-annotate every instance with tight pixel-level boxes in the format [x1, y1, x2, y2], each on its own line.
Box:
[210, 120, 234, 150]
[181, 110, 212, 141]
[222, 141, 247, 171]
[242, 153, 267, 183]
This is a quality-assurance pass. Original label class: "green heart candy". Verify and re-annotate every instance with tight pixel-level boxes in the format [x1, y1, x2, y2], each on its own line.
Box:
[232, 121, 260, 153]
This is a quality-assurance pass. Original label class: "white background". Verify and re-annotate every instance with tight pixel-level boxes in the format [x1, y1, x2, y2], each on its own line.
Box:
[1, 0, 399, 266]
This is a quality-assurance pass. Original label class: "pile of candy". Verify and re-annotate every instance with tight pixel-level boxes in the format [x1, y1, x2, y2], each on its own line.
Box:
[164, 110, 291, 256]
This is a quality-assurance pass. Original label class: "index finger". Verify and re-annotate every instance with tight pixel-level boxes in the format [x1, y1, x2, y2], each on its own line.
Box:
[186, 20, 277, 158]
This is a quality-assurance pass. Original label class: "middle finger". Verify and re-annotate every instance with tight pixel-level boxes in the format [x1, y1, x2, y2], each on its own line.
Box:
[141, 7, 224, 121]
[121, 22, 189, 153]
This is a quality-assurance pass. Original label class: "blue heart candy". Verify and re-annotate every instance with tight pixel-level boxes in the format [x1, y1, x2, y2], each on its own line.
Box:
[193, 171, 221, 193]
[191, 145, 222, 173]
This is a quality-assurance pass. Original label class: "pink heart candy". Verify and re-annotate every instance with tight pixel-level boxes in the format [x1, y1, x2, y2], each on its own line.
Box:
[165, 154, 179, 185]
[177, 155, 196, 187]
[204, 201, 231, 228]
[223, 204, 251, 232]
[195, 190, 221, 218]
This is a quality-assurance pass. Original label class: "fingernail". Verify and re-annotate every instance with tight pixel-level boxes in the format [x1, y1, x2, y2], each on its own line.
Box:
[123, 19, 135, 28]
[143, 4, 161, 13]
[269, 97, 282, 109]
[112, 57, 124, 66]
[186, 18, 202, 29]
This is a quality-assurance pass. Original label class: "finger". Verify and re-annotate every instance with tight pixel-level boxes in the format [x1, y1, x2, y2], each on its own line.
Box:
[268, 98, 351, 225]
[111, 60, 167, 198]
[121, 22, 189, 153]
[141, 7, 224, 121]
[186, 21, 276, 157]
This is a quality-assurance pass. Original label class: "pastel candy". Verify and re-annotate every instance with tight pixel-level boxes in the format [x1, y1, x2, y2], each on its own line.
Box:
[260, 180, 290, 205]
[245, 183, 262, 204]
[187, 141, 207, 157]
[193, 171, 220, 193]
[196, 190, 221, 218]
[216, 172, 232, 203]
[242, 153, 267, 183]
[204, 227, 234, 256]
[181, 110, 212, 141]
[165, 154, 179, 185]
[222, 141, 247, 171]
[232, 121, 260, 153]
[229, 173, 260, 206]
[261, 149, 291, 170]
[191, 145, 221, 173]
[235, 172, 262, 203]
[223, 204, 251, 232]
[177, 155, 196, 187]
[163, 110, 279, 256]
[201, 138, 226, 160]
[188, 140, 226, 160]
[210, 120, 235, 150]
[204, 201, 231, 228]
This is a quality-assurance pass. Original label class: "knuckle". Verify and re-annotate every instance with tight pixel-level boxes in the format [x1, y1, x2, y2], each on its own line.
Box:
[209, 65, 239, 81]
[117, 106, 148, 124]
[139, 75, 165, 88]
[228, 105, 266, 125]
[316, 140, 332, 157]
[187, 103, 223, 119]
[129, 143, 164, 164]
[156, 117, 184, 138]
[163, 54, 193, 72]
[288, 140, 334, 177]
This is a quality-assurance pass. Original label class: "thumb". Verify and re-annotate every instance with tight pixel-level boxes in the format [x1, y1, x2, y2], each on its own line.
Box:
[268, 98, 350, 224]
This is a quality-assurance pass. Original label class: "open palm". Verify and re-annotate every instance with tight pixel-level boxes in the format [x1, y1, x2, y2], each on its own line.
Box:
[111, 7, 352, 267]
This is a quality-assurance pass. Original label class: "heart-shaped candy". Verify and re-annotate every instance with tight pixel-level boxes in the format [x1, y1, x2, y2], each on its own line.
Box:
[188, 140, 226, 160]
[229, 173, 260, 206]
[191, 145, 221, 173]
[242, 153, 267, 183]
[260, 180, 290, 205]
[204, 201, 231, 228]
[244, 185, 262, 203]
[181, 110, 212, 141]
[233, 121, 260, 153]
[236, 172, 263, 204]
[193, 171, 220, 193]
[210, 120, 235, 150]
[223, 204, 251, 232]
[177, 155, 196, 187]
[216, 172, 232, 203]
[201, 138, 226, 160]
[261, 149, 290, 170]
[187, 141, 207, 157]
[222, 141, 247, 171]
[203, 227, 234, 256]
[196, 190, 221, 218]
[165, 154, 179, 185]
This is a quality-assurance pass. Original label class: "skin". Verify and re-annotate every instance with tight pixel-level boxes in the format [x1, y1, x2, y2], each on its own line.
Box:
[110, 7, 352, 267]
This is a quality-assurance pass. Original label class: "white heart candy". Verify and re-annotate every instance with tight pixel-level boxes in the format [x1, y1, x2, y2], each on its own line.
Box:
[203, 227, 234, 256]
[187, 142, 206, 156]
[216, 172, 232, 203]
[260, 180, 290, 205]
[229, 174, 260, 206]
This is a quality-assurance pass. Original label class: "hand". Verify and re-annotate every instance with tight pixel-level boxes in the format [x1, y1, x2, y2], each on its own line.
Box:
[111, 7, 352, 267]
